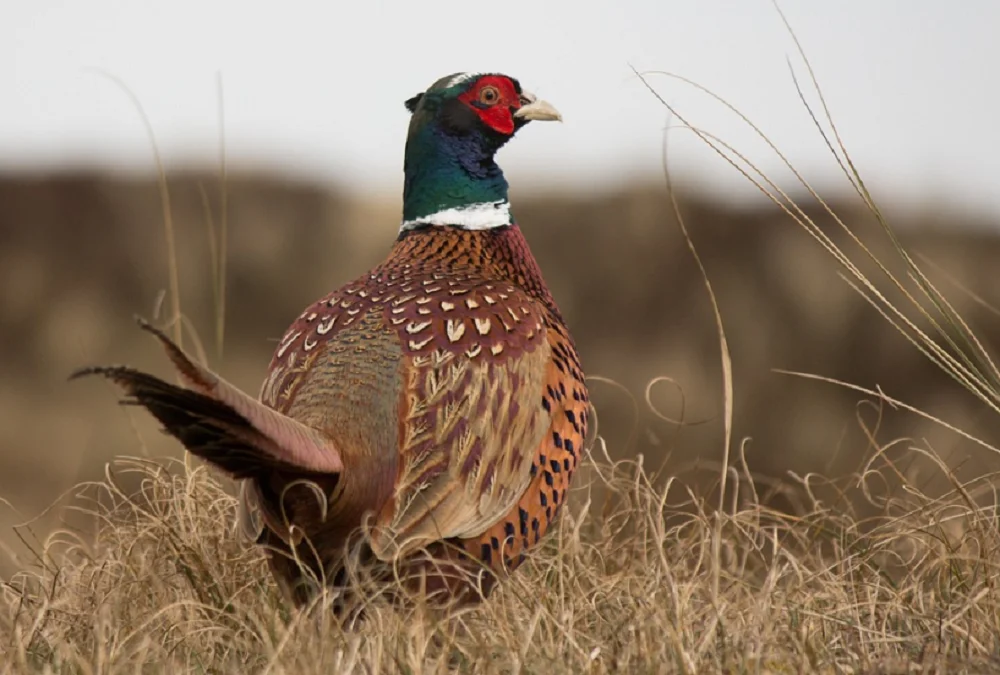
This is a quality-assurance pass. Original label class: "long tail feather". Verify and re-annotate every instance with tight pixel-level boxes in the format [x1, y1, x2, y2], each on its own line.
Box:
[71, 318, 343, 478]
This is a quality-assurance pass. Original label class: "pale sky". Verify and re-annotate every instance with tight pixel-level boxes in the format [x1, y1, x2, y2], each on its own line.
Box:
[3, 1, 999, 216]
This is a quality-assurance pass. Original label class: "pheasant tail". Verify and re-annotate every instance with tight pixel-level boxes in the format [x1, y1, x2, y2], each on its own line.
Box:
[70, 318, 343, 479]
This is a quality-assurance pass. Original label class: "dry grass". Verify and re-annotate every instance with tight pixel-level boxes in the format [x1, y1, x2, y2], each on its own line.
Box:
[3, 438, 1000, 673]
[4, 12, 1000, 674]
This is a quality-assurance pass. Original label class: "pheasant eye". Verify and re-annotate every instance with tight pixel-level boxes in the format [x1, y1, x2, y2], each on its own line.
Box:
[478, 86, 500, 105]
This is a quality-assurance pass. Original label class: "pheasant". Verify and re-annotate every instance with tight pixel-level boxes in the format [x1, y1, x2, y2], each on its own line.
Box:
[74, 72, 589, 610]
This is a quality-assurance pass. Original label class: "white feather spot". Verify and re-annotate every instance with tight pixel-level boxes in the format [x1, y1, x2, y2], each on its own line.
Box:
[276, 331, 301, 358]
[483, 295, 496, 305]
[466, 298, 480, 309]
[406, 321, 432, 334]
[316, 316, 337, 335]
[474, 317, 491, 335]
[409, 336, 433, 351]
[490, 343, 504, 356]
[446, 319, 466, 343]
[466, 344, 482, 358]
[440, 301, 455, 311]
[303, 336, 318, 351]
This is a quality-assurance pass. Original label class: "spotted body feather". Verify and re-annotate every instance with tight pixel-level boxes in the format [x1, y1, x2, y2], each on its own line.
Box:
[249, 226, 588, 580]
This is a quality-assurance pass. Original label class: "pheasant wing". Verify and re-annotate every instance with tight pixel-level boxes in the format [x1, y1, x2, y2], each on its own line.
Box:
[367, 282, 554, 559]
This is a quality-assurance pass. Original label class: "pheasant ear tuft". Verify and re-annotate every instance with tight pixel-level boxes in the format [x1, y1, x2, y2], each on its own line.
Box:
[404, 93, 424, 113]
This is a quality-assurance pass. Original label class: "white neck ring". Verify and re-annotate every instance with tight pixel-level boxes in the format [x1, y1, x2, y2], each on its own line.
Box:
[399, 200, 511, 232]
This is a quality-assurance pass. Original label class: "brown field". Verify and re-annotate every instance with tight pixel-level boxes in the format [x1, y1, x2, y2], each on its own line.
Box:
[2, 170, 1000, 672]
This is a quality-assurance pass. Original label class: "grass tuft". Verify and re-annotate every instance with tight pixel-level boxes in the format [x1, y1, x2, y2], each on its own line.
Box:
[4, 445, 1000, 672]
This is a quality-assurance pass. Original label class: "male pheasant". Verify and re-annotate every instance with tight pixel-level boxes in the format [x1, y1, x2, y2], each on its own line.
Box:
[74, 72, 589, 610]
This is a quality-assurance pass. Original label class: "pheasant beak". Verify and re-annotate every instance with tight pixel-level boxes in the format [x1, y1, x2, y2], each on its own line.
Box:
[514, 91, 562, 122]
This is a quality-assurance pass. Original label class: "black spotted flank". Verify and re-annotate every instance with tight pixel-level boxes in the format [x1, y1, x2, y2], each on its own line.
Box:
[565, 409, 580, 432]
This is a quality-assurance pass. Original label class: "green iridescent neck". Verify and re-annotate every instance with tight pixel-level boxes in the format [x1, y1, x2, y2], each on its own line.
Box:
[400, 120, 512, 231]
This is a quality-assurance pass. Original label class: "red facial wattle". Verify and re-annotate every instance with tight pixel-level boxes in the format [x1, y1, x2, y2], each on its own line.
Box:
[458, 75, 521, 136]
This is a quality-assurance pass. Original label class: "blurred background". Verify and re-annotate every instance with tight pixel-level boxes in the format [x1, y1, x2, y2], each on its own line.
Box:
[2, 1, 1000, 573]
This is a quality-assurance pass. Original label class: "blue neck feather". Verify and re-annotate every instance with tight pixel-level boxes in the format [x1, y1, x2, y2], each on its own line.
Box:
[401, 122, 510, 224]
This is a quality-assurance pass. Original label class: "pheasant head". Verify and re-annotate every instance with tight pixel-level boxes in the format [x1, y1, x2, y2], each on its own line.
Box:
[400, 72, 561, 231]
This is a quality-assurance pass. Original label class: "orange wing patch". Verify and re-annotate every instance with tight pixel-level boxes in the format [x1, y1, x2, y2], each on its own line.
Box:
[460, 323, 589, 571]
